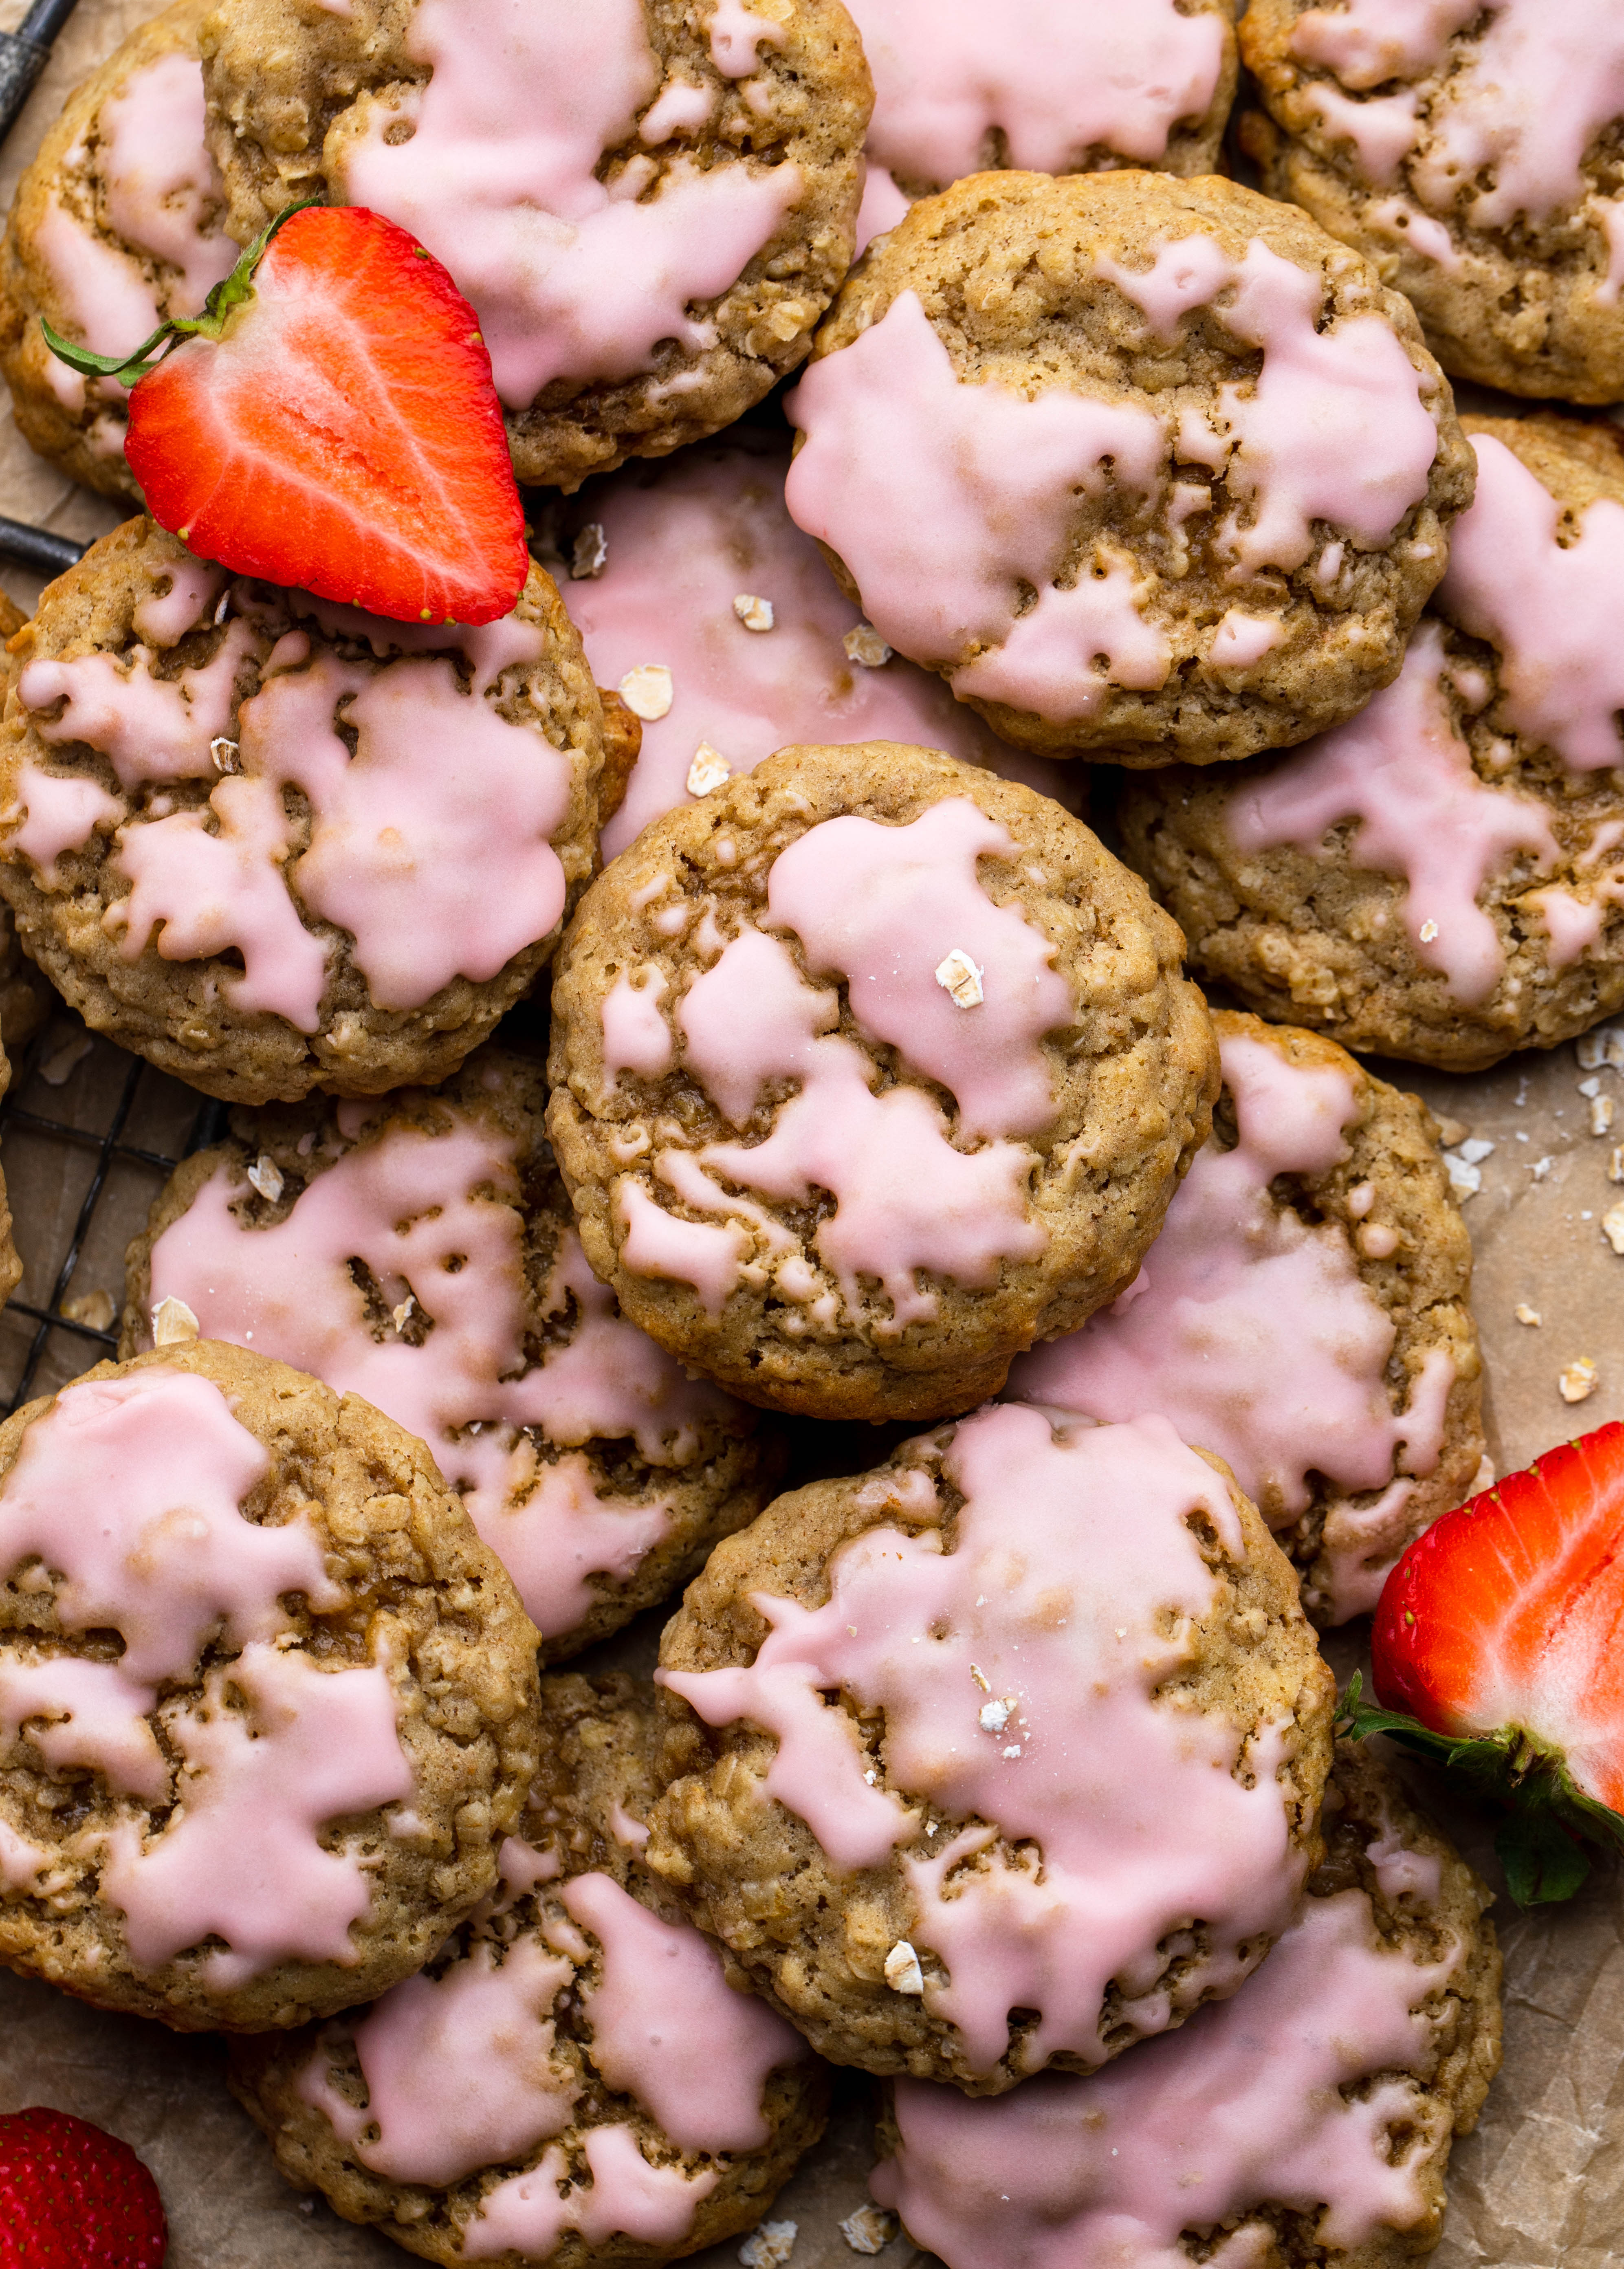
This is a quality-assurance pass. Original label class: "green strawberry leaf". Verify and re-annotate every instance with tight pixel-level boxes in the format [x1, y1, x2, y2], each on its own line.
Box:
[1495, 1811, 1591, 1907]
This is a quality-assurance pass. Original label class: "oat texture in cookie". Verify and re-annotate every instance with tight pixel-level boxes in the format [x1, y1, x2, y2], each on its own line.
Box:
[0, 0, 236, 500]
[199, 0, 870, 491]
[230, 1673, 829, 2269]
[545, 741, 1217, 1422]
[0, 1340, 540, 2032]
[649, 1402, 1335, 2091]
[1121, 412, 1624, 1070]
[871, 1745, 1502, 2269]
[848, 0, 1238, 253]
[549, 440, 1085, 862]
[786, 171, 1473, 768]
[1242, 0, 1624, 403]
[121, 1048, 779, 1661]
[1007, 1012, 1483, 1623]
[0, 1028, 20, 1314]
[0, 518, 606, 1103]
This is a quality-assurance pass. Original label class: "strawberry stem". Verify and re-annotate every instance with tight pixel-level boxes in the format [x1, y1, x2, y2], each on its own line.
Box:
[40, 197, 323, 390]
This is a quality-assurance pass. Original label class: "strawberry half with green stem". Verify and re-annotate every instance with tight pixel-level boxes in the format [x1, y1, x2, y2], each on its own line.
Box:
[0, 2106, 166, 2268]
[43, 202, 526, 628]
[1342, 1419, 1624, 1907]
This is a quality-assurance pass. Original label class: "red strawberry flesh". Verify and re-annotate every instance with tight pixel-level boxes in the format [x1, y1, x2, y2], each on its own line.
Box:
[124, 205, 526, 627]
[0, 2106, 167, 2269]
[1371, 1420, 1624, 1813]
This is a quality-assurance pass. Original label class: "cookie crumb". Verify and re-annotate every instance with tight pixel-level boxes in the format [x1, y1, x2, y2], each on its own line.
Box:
[1578, 1026, 1624, 1070]
[620, 663, 674, 720]
[151, 1295, 200, 1346]
[1560, 1356, 1599, 1403]
[843, 623, 891, 668]
[1442, 1151, 1481, 1199]
[1593, 1095, 1617, 1136]
[1604, 1202, 1624, 1255]
[1529, 1155, 1554, 1182]
[1514, 1303, 1543, 1325]
[733, 593, 775, 632]
[38, 1031, 92, 1086]
[210, 735, 239, 773]
[934, 948, 984, 1008]
[570, 523, 607, 579]
[1433, 1114, 1467, 1147]
[840, 2206, 898, 2255]
[968, 1662, 990, 1691]
[1419, 918, 1439, 943]
[392, 1296, 416, 1332]
[688, 742, 733, 797]
[60, 1287, 115, 1331]
[247, 1153, 284, 1203]
[740, 2221, 798, 2269]
[978, 1697, 1011, 1732]
[884, 1941, 924, 1995]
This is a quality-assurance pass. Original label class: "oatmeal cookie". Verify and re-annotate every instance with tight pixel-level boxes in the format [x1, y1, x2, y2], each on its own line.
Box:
[1007, 1011, 1485, 1624]
[648, 1401, 1335, 2091]
[0, 1339, 541, 2032]
[871, 1744, 1502, 2269]
[199, 0, 870, 491]
[1120, 411, 1624, 1070]
[786, 169, 1473, 767]
[548, 439, 1084, 864]
[230, 1672, 828, 2267]
[1241, 0, 1624, 402]
[850, 0, 1238, 251]
[0, 0, 235, 502]
[0, 1032, 18, 1312]
[121, 1046, 779, 1662]
[0, 517, 606, 1103]
[546, 741, 1217, 1422]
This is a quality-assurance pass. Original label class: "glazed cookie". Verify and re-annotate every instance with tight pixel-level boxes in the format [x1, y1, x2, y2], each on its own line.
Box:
[0, 518, 606, 1103]
[121, 1047, 778, 1661]
[200, 0, 870, 491]
[549, 441, 1083, 863]
[546, 742, 1217, 1422]
[1006, 1011, 1485, 1624]
[871, 1745, 1502, 2269]
[1241, 0, 1624, 403]
[0, 1340, 541, 2032]
[231, 1672, 828, 2268]
[0, 0, 235, 500]
[851, 0, 1238, 250]
[649, 1401, 1336, 2091]
[1120, 412, 1624, 1070]
[786, 170, 1473, 768]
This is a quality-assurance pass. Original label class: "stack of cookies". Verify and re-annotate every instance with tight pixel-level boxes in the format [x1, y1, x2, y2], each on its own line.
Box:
[23, 0, 1624, 2259]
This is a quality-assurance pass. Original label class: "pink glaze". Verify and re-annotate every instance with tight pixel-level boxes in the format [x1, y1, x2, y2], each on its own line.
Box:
[100, 1639, 412, 1984]
[766, 799, 1074, 1140]
[19, 620, 261, 790]
[1228, 623, 1558, 1006]
[562, 1870, 801, 2150]
[1439, 433, 1624, 775]
[662, 1405, 1307, 2078]
[0, 1368, 339, 1685]
[300, 1934, 579, 2185]
[97, 55, 236, 307]
[1097, 231, 1233, 342]
[874, 1885, 1459, 2269]
[565, 449, 1077, 862]
[707, 0, 787, 76]
[1291, 0, 1477, 89]
[646, 925, 1045, 1329]
[1006, 1030, 1452, 1568]
[132, 560, 226, 648]
[145, 1120, 736, 1633]
[602, 970, 675, 1081]
[0, 1818, 52, 1895]
[849, 0, 1225, 193]
[0, 1655, 167, 1800]
[338, 0, 801, 407]
[466, 2127, 718, 2259]
[616, 1180, 750, 1318]
[34, 196, 162, 416]
[1209, 610, 1283, 671]
[9, 764, 123, 886]
[1302, 83, 1419, 184]
[785, 291, 1167, 676]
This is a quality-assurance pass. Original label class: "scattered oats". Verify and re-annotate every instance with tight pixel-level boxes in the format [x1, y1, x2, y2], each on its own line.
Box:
[60, 1287, 115, 1331]
[1593, 1095, 1616, 1136]
[1579, 1075, 1602, 1098]
[1470, 1453, 1496, 1492]
[38, 1031, 92, 1086]
[1612, 1145, 1624, 1183]
[1604, 1202, 1624, 1255]
[884, 1941, 924, 1995]
[1516, 1129, 1529, 1141]
[619, 663, 673, 720]
[979, 1697, 1011, 1733]
[570, 522, 607, 579]
[152, 1296, 200, 1347]
[1458, 1138, 1495, 1164]
[1001, 1743, 1023, 1758]
[392, 1296, 416, 1332]
[968, 1663, 990, 1691]
[733, 592, 775, 632]
[840, 2205, 899, 2256]
[1530, 1155, 1554, 1181]
[1433, 1114, 1468, 1147]
[739, 2223, 797, 2269]
[1419, 918, 1439, 943]
[210, 735, 239, 772]
[1442, 1152, 1481, 1199]
[247, 1152, 284, 1203]
[1560, 1355, 1599, 1404]
[863, 1768, 876, 1785]
[844, 623, 891, 667]
[1577, 1026, 1624, 1070]
[935, 948, 984, 1008]
[687, 742, 732, 797]
[1515, 1303, 1543, 1326]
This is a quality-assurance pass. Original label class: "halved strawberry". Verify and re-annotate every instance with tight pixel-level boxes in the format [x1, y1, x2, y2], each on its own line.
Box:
[0, 2106, 166, 2269]
[44, 204, 526, 627]
[1345, 1420, 1624, 1906]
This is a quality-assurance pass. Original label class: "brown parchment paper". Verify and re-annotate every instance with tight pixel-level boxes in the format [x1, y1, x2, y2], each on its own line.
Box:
[0, 4, 1621, 2257]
